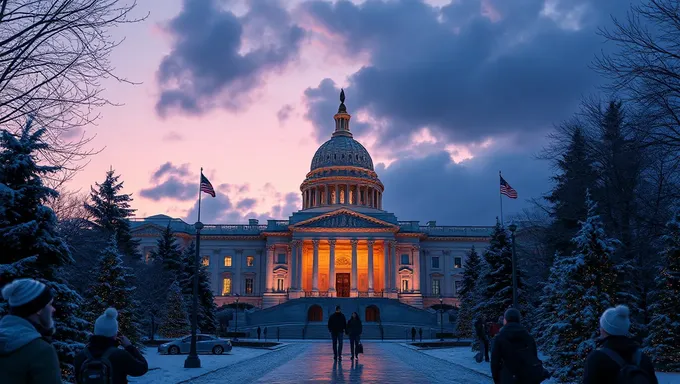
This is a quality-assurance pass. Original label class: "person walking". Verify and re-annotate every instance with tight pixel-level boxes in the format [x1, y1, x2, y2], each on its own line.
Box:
[411, 327, 416, 342]
[583, 305, 658, 384]
[263, 327, 268, 342]
[474, 317, 490, 362]
[328, 306, 347, 361]
[257, 326, 261, 340]
[0, 278, 61, 384]
[346, 312, 362, 361]
[74, 308, 149, 384]
[490, 308, 547, 384]
[419, 327, 423, 342]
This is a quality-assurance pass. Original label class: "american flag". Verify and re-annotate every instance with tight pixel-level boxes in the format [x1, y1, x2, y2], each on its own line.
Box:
[200, 173, 215, 197]
[500, 175, 518, 199]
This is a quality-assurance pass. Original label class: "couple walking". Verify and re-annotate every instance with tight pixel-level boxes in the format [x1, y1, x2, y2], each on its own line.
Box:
[327, 306, 362, 361]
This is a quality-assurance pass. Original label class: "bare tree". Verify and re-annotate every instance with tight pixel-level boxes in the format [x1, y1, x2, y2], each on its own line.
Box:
[594, 0, 680, 150]
[0, 0, 147, 183]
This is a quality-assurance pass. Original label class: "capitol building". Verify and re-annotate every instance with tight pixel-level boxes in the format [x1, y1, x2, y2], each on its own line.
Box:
[131, 91, 493, 333]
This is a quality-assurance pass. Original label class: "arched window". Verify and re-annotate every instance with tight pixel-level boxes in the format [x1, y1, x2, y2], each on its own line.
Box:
[365, 305, 380, 323]
[307, 305, 323, 322]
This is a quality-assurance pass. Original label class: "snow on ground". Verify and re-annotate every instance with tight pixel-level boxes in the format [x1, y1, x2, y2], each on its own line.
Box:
[129, 347, 273, 384]
[417, 346, 680, 384]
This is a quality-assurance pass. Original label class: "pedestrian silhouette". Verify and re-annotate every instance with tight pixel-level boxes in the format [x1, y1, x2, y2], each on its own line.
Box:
[419, 328, 423, 342]
[257, 326, 261, 340]
[411, 327, 416, 342]
[264, 327, 268, 342]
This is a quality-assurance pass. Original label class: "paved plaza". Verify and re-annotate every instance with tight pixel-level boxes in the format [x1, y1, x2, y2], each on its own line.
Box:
[188, 342, 493, 383]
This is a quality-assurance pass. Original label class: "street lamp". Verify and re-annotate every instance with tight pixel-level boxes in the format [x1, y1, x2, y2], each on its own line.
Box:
[439, 295, 444, 342]
[234, 294, 240, 341]
[184, 221, 203, 369]
[508, 222, 518, 308]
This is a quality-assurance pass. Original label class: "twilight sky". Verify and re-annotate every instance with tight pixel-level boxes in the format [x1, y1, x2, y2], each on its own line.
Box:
[69, 0, 631, 226]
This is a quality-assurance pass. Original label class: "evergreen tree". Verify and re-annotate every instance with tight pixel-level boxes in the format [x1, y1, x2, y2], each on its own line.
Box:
[149, 224, 182, 274]
[543, 192, 620, 383]
[475, 219, 527, 322]
[644, 213, 680, 371]
[545, 126, 597, 257]
[84, 236, 144, 346]
[178, 242, 217, 334]
[456, 246, 482, 338]
[84, 168, 139, 263]
[159, 281, 190, 338]
[0, 118, 88, 380]
[535, 252, 567, 347]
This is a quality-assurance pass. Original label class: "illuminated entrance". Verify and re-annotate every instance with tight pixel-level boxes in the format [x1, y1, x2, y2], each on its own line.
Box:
[336, 273, 350, 297]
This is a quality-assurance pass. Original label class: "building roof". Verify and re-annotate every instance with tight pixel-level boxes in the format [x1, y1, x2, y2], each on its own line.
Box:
[310, 135, 374, 171]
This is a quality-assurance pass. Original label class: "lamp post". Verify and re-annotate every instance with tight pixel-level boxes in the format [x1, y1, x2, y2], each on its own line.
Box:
[234, 294, 240, 341]
[508, 222, 518, 309]
[439, 295, 444, 341]
[184, 221, 203, 368]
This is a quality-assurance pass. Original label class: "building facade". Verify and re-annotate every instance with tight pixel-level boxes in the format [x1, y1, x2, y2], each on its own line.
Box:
[131, 91, 493, 309]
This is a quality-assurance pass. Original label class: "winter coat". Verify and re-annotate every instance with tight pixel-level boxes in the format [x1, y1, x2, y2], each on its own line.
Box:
[474, 319, 486, 340]
[490, 322, 539, 384]
[327, 312, 347, 334]
[74, 335, 149, 384]
[346, 317, 362, 337]
[0, 315, 62, 384]
[582, 335, 658, 384]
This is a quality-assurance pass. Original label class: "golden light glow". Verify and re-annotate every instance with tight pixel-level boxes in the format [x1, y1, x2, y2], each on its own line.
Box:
[224, 256, 232, 267]
[201, 256, 210, 266]
[222, 278, 232, 295]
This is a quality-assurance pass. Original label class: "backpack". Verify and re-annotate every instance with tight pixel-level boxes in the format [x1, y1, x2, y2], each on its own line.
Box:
[79, 347, 115, 384]
[512, 345, 546, 384]
[599, 347, 652, 384]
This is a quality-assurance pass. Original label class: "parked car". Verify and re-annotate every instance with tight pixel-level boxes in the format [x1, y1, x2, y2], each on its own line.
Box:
[158, 334, 232, 355]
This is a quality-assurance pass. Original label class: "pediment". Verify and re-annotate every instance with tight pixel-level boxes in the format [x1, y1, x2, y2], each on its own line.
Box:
[273, 266, 289, 274]
[291, 209, 399, 232]
[131, 223, 164, 235]
[398, 266, 414, 275]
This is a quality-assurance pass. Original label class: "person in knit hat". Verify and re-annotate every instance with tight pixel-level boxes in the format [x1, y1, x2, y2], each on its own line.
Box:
[74, 307, 148, 384]
[583, 305, 658, 384]
[0, 278, 62, 384]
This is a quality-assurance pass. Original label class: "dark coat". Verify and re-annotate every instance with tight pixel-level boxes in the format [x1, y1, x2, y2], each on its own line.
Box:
[327, 312, 347, 334]
[474, 319, 486, 340]
[583, 335, 658, 384]
[490, 322, 538, 384]
[74, 336, 149, 384]
[346, 317, 362, 337]
[0, 315, 61, 384]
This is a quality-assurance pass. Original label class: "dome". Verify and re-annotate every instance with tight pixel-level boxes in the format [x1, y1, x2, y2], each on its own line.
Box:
[310, 135, 374, 171]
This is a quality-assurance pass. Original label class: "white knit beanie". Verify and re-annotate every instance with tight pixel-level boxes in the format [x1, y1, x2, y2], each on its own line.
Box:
[600, 305, 631, 336]
[94, 308, 119, 337]
[1, 278, 53, 317]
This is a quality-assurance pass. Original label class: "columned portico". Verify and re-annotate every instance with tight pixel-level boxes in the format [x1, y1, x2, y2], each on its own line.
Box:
[328, 239, 336, 295]
[312, 240, 320, 291]
[350, 239, 358, 297]
[367, 240, 374, 293]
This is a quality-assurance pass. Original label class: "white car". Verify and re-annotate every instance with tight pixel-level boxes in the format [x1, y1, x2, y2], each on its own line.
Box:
[158, 334, 232, 355]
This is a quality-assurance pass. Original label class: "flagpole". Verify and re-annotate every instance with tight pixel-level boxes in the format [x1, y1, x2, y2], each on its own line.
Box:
[499, 170, 504, 228]
[185, 167, 203, 368]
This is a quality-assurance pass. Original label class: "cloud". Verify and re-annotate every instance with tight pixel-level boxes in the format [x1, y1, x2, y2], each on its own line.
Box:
[156, 0, 306, 116]
[162, 131, 184, 142]
[151, 162, 191, 182]
[140, 176, 195, 201]
[300, 0, 625, 149]
[277, 104, 294, 124]
[236, 198, 257, 210]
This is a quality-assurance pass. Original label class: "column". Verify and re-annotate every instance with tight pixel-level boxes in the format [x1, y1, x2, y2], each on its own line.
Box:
[351, 239, 358, 294]
[234, 249, 243, 295]
[266, 245, 275, 292]
[328, 239, 336, 294]
[443, 250, 451, 296]
[312, 239, 320, 291]
[297, 241, 304, 291]
[367, 240, 375, 293]
[383, 241, 390, 292]
[290, 241, 297, 290]
[412, 245, 421, 292]
[286, 245, 292, 291]
[390, 241, 398, 291]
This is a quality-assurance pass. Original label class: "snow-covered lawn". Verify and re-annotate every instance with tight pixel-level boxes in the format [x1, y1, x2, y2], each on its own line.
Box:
[129, 347, 273, 384]
[417, 346, 680, 384]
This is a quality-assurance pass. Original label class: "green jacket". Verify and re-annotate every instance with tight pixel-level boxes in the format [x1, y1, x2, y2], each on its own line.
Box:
[0, 315, 62, 384]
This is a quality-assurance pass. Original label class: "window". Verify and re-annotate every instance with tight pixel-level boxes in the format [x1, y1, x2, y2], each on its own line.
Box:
[431, 256, 440, 269]
[246, 256, 254, 267]
[402, 279, 409, 292]
[454, 280, 462, 296]
[245, 278, 254, 294]
[454, 257, 462, 268]
[143, 247, 154, 264]
[201, 256, 210, 267]
[224, 256, 232, 267]
[222, 278, 231, 295]
[276, 253, 286, 264]
[277, 278, 285, 291]
[432, 279, 440, 295]
[401, 254, 410, 264]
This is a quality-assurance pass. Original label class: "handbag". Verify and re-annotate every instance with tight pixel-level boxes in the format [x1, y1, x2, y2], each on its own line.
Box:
[357, 343, 364, 354]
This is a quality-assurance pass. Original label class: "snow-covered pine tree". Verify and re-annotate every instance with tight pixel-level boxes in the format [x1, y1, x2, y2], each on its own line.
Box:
[84, 236, 144, 346]
[475, 219, 527, 322]
[0, 118, 89, 381]
[177, 242, 217, 334]
[84, 168, 140, 263]
[644, 212, 680, 371]
[456, 246, 482, 338]
[543, 191, 620, 383]
[149, 223, 182, 274]
[159, 280, 190, 338]
[535, 252, 567, 347]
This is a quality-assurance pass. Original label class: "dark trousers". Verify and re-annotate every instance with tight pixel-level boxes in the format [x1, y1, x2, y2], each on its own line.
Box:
[411, 334, 416, 342]
[480, 338, 490, 361]
[349, 335, 360, 357]
[332, 332, 344, 357]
